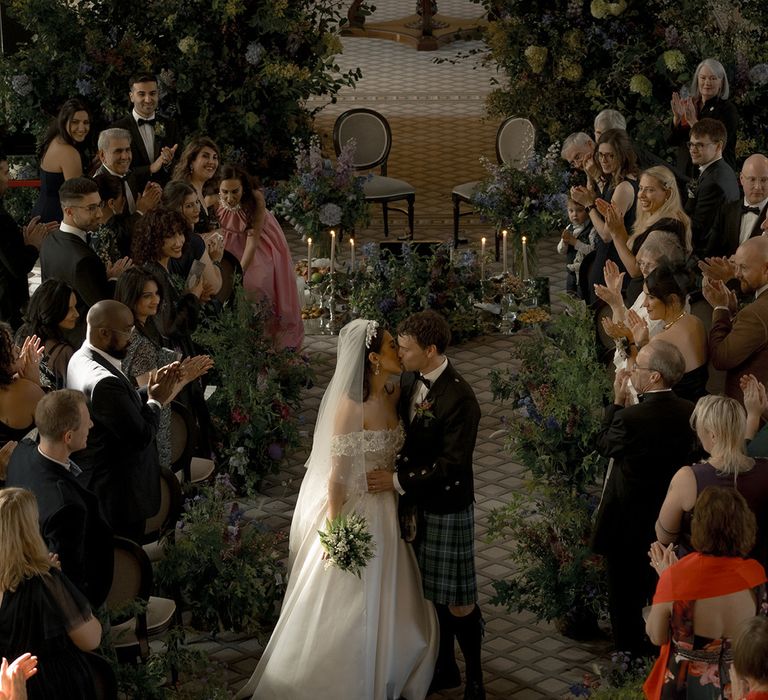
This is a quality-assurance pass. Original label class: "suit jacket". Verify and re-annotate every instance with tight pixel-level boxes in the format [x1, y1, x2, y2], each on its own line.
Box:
[39, 227, 112, 343]
[396, 361, 481, 513]
[67, 344, 161, 532]
[0, 202, 38, 328]
[5, 439, 114, 607]
[705, 199, 768, 258]
[592, 391, 696, 555]
[110, 114, 179, 190]
[685, 158, 740, 256]
[710, 290, 768, 403]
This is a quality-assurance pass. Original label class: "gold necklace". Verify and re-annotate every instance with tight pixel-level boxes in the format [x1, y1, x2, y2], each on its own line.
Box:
[663, 310, 686, 330]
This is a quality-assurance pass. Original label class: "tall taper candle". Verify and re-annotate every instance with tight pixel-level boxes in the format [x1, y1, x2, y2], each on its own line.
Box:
[307, 237, 313, 273]
[480, 236, 486, 280]
[502, 229, 508, 275]
[522, 235, 529, 279]
[349, 237, 355, 273]
[330, 230, 336, 274]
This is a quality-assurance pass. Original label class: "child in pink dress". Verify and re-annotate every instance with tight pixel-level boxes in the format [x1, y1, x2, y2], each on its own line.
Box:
[215, 164, 303, 349]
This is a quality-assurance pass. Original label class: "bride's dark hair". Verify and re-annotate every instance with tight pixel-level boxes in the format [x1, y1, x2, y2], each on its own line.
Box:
[362, 326, 385, 402]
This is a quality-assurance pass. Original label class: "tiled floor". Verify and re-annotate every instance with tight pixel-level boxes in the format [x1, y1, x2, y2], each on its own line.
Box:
[212, 3, 614, 698]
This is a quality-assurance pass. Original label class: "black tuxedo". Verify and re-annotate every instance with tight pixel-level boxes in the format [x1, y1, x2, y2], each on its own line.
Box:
[685, 158, 740, 256]
[5, 439, 114, 607]
[67, 344, 161, 536]
[396, 362, 480, 514]
[705, 199, 768, 258]
[39, 227, 112, 343]
[110, 114, 179, 190]
[0, 201, 38, 328]
[592, 390, 696, 656]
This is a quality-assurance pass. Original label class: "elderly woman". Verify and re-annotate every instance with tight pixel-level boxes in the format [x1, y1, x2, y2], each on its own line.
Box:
[670, 58, 738, 174]
[656, 395, 768, 567]
[0, 488, 102, 699]
[571, 128, 639, 303]
[645, 487, 766, 700]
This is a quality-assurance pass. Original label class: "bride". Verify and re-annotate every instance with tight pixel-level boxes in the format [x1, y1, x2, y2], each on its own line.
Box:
[237, 319, 438, 700]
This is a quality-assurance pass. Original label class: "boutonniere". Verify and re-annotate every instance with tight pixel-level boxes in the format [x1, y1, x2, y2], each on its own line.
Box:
[154, 121, 166, 138]
[415, 399, 435, 422]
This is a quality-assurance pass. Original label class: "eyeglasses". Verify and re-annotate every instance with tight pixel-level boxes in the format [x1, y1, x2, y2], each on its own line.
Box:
[687, 141, 716, 151]
[70, 203, 103, 213]
[597, 152, 616, 161]
[108, 326, 134, 337]
[632, 365, 654, 372]
[568, 153, 586, 168]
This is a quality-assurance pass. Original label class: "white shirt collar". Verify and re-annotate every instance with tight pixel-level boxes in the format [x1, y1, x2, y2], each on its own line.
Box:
[37, 445, 72, 470]
[743, 196, 768, 212]
[422, 357, 448, 384]
[133, 108, 156, 123]
[101, 163, 125, 178]
[698, 155, 722, 174]
[59, 222, 87, 242]
[85, 340, 125, 374]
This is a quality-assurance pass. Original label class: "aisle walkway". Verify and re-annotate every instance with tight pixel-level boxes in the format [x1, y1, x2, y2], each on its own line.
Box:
[209, 4, 614, 696]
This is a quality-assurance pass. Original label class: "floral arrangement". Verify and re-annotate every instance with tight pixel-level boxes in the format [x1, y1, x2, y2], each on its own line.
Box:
[194, 289, 314, 494]
[0, 0, 361, 178]
[274, 136, 369, 252]
[474, 0, 768, 156]
[156, 475, 286, 635]
[470, 144, 568, 272]
[569, 651, 652, 698]
[348, 243, 485, 343]
[414, 399, 435, 423]
[318, 512, 376, 578]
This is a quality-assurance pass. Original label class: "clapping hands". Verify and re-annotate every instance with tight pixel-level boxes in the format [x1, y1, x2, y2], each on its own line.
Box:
[595, 199, 627, 240]
[702, 276, 737, 312]
[0, 653, 37, 700]
[648, 541, 678, 576]
[698, 257, 735, 282]
[15, 336, 43, 384]
[147, 362, 183, 406]
[594, 260, 625, 309]
[626, 309, 649, 348]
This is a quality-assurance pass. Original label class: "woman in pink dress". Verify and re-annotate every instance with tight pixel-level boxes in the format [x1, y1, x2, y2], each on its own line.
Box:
[214, 164, 303, 349]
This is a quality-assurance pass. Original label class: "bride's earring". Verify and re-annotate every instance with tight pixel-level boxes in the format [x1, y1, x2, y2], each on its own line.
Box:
[374, 360, 380, 376]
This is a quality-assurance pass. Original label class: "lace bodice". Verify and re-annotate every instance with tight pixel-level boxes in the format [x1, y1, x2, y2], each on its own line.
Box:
[330, 424, 405, 472]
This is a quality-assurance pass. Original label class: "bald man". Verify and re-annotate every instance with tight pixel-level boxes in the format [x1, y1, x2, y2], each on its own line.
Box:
[704, 153, 768, 257]
[703, 236, 768, 403]
[67, 300, 178, 538]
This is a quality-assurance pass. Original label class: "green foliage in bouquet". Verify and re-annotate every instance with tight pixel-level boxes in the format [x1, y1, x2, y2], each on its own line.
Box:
[194, 288, 313, 494]
[568, 651, 652, 699]
[0, 0, 361, 178]
[489, 297, 610, 491]
[318, 512, 376, 578]
[156, 475, 286, 635]
[474, 0, 768, 157]
[487, 484, 607, 624]
[349, 243, 484, 343]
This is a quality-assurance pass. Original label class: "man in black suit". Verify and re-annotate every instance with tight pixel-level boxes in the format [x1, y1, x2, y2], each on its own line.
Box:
[368, 310, 484, 700]
[0, 151, 54, 329]
[684, 118, 740, 257]
[703, 153, 768, 258]
[110, 73, 179, 190]
[40, 177, 130, 342]
[66, 300, 179, 539]
[592, 340, 696, 658]
[5, 389, 114, 607]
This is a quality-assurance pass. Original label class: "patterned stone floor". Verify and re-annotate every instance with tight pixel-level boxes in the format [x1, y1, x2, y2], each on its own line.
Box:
[204, 3, 616, 697]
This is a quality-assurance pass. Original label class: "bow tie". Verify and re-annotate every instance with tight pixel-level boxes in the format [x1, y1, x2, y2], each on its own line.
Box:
[743, 205, 761, 216]
[417, 373, 432, 389]
[137, 118, 156, 127]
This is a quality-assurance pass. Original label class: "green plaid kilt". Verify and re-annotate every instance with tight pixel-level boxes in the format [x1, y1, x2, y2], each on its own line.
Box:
[413, 505, 477, 606]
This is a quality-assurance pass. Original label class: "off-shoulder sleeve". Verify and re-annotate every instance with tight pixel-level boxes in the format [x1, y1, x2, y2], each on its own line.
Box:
[40, 569, 93, 635]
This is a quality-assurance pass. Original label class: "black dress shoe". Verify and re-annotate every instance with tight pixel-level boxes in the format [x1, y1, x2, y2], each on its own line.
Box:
[463, 679, 486, 700]
[428, 664, 462, 694]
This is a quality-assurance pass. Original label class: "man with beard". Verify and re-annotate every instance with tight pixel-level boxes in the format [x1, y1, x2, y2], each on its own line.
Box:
[703, 236, 768, 404]
[67, 300, 178, 539]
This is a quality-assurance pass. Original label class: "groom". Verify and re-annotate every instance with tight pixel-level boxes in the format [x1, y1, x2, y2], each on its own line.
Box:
[368, 310, 484, 700]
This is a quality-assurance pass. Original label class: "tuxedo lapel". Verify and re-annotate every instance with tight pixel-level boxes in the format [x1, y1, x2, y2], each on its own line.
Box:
[128, 118, 152, 163]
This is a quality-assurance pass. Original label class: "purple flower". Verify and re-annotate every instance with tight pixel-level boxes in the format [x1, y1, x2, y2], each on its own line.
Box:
[11, 74, 32, 97]
[268, 443, 284, 460]
[378, 298, 396, 314]
[664, 26, 680, 47]
[319, 202, 342, 226]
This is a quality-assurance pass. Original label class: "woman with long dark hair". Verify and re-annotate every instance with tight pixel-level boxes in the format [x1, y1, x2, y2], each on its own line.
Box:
[171, 136, 220, 234]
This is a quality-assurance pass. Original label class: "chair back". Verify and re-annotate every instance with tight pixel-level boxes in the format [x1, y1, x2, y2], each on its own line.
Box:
[496, 117, 535, 168]
[106, 537, 153, 611]
[333, 108, 392, 171]
[215, 250, 242, 305]
[142, 467, 183, 544]
[83, 652, 118, 700]
[169, 400, 195, 482]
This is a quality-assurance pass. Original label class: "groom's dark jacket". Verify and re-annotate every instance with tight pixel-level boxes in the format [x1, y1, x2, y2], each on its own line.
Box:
[396, 361, 480, 513]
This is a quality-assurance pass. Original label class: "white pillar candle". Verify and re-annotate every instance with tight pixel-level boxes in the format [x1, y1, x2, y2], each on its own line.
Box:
[522, 235, 529, 279]
[307, 237, 313, 272]
[480, 236, 486, 280]
[330, 230, 336, 274]
[502, 229, 508, 275]
[349, 237, 355, 273]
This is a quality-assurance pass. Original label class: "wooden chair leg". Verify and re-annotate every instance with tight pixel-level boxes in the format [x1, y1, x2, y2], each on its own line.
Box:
[452, 194, 461, 246]
[407, 194, 415, 236]
[382, 202, 389, 237]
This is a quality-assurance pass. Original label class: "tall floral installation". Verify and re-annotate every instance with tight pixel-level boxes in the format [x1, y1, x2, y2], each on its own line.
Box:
[0, 0, 361, 177]
[475, 0, 768, 155]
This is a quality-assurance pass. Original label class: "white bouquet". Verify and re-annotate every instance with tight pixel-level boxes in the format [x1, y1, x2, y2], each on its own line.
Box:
[318, 512, 375, 578]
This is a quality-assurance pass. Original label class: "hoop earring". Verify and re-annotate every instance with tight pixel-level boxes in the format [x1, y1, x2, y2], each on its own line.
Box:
[374, 361, 380, 376]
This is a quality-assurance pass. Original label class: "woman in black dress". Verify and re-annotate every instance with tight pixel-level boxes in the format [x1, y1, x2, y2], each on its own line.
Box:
[0, 488, 102, 699]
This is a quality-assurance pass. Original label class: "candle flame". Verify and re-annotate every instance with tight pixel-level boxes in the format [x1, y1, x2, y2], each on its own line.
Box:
[522, 236, 527, 243]
[481, 237, 486, 244]
[502, 229, 508, 236]
[307, 237, 312, 244]
[330, 230, 336, 237]
[350, 238, 355, 245]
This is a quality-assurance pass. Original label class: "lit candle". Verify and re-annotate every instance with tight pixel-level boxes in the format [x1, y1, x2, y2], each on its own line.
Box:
[480, 236, 486, 280]
[349, 237, 355, 273]
[522, 235, 529, 279]
[307, 237, 313, 274]
[330, 230, 336, 274]
[502, 229, 508, 275]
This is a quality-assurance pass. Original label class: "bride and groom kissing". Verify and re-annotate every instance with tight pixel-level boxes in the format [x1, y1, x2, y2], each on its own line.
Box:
[237, 311, 485, 700]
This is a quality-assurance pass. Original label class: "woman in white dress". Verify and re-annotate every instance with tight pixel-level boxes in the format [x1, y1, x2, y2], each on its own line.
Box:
[237, 319, 438, 700]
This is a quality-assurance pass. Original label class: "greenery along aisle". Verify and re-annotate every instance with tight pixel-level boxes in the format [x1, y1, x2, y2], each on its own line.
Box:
[475, 0, 768, 156]
[0, 0, 361, 177]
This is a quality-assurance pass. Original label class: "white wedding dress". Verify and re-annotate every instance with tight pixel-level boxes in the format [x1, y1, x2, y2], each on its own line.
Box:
[237, 424, 438, 700]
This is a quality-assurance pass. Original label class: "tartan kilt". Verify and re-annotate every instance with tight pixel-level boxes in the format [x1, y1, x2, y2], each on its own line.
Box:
[413, 504, 477, 606]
